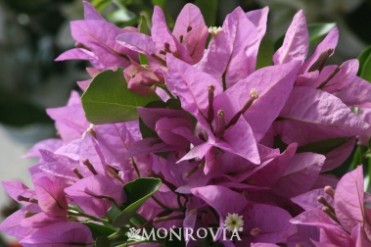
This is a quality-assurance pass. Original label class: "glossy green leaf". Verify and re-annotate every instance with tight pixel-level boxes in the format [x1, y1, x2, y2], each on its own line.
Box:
[113, 178, 161, 227]
[358, 45, 371, 81]
[81, 69, 159, 124]
[195, 0, 218, 26]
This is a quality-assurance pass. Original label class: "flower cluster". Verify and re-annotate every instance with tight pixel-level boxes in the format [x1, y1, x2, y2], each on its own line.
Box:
[1, 2, 371, 247]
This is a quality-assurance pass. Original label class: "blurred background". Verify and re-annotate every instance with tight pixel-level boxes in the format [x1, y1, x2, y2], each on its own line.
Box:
[0, 0, 371, 245]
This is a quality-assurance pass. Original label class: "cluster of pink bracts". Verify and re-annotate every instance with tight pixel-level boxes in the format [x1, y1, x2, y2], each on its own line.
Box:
[1, 2, 371, 247]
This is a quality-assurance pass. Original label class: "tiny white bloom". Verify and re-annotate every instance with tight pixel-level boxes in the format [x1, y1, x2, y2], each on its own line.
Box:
[224, 213, 244, 232]
[208, 26, 222, 36]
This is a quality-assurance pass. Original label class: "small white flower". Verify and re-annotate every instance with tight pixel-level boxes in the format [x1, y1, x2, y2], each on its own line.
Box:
[224, 213, 244, 232]
[208, 26, 222, 36]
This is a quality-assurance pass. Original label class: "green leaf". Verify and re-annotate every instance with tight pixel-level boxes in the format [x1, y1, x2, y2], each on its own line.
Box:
[139, 99, 182, 139]
[129, 213, 148, 227]
[86, 222, 116, 239]
[297, 137, 349, 154]
[81, 69, 159, 124]
[138, 14, 150, 64]
[151, 0, 166, 8]
[358, 45, 371, 81]
[92, 0, 111, 12]
[139, 117, 158, 139]
[195, 0, 218, 26]
[256, 37, 274, 69]
[95, 237, 111, 247]
[308, 23, 336, 46]
[113, 178, 162, 227]
[139, 14, 150, 35]
[107, 203, 122, 222]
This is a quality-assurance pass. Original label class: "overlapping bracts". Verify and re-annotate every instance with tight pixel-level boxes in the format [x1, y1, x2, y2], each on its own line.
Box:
[1, 2, 371, 246]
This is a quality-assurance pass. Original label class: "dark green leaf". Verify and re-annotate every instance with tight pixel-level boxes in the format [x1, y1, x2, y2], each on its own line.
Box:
[95, 236, 111, 247]
[139, 99, 183, 139]
[358, 45, 371, 81]
[139, 117, 158, 139]
[107, 203, 122, 222]
[297, 137, 349, 154]
[113, 178, 161, 227]
[195, 0, 218, 26]
[86, 222, 116, 239]
[256, 37, 274, 69]
[129, 213, 148, 227]
[81, 69, 159, 124]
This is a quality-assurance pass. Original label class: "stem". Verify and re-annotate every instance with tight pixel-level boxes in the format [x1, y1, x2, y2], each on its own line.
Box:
[151, 196, 182, 212]
[108, 230, 127, 240]
[116, 240, 157, 247]
[153, 214, 185, 223]
[68, 210, 108, 224]
[131, 158, 141, 178]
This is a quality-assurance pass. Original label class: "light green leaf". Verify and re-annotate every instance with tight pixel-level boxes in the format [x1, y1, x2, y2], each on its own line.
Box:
[82, 69, 159, 124]
[92, 0, 111, 12]
[113, 178, 162, 227]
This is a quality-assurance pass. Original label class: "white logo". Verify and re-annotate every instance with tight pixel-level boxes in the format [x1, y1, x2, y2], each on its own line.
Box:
[126, 213, 244, 243]
[127, 227, 145, 241]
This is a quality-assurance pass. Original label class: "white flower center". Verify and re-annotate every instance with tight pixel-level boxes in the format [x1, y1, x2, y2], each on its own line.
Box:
[208, 26, 222, 36]
[224, 213, 244, 232]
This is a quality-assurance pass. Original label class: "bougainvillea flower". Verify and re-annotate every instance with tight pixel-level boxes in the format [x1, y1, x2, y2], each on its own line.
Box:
[64, 175, 125, 217]
[291, 166, 371, 246]
[3, 3, 371, 247]
[117, 4, 207, 65]
[46, 91, 90, 142]
[56, 1, 138, 71]
[20, 221, 93, 247]
[191, 185, 296, 245]
[276, 86, 370, 145]
[197, 7, 268, 88]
